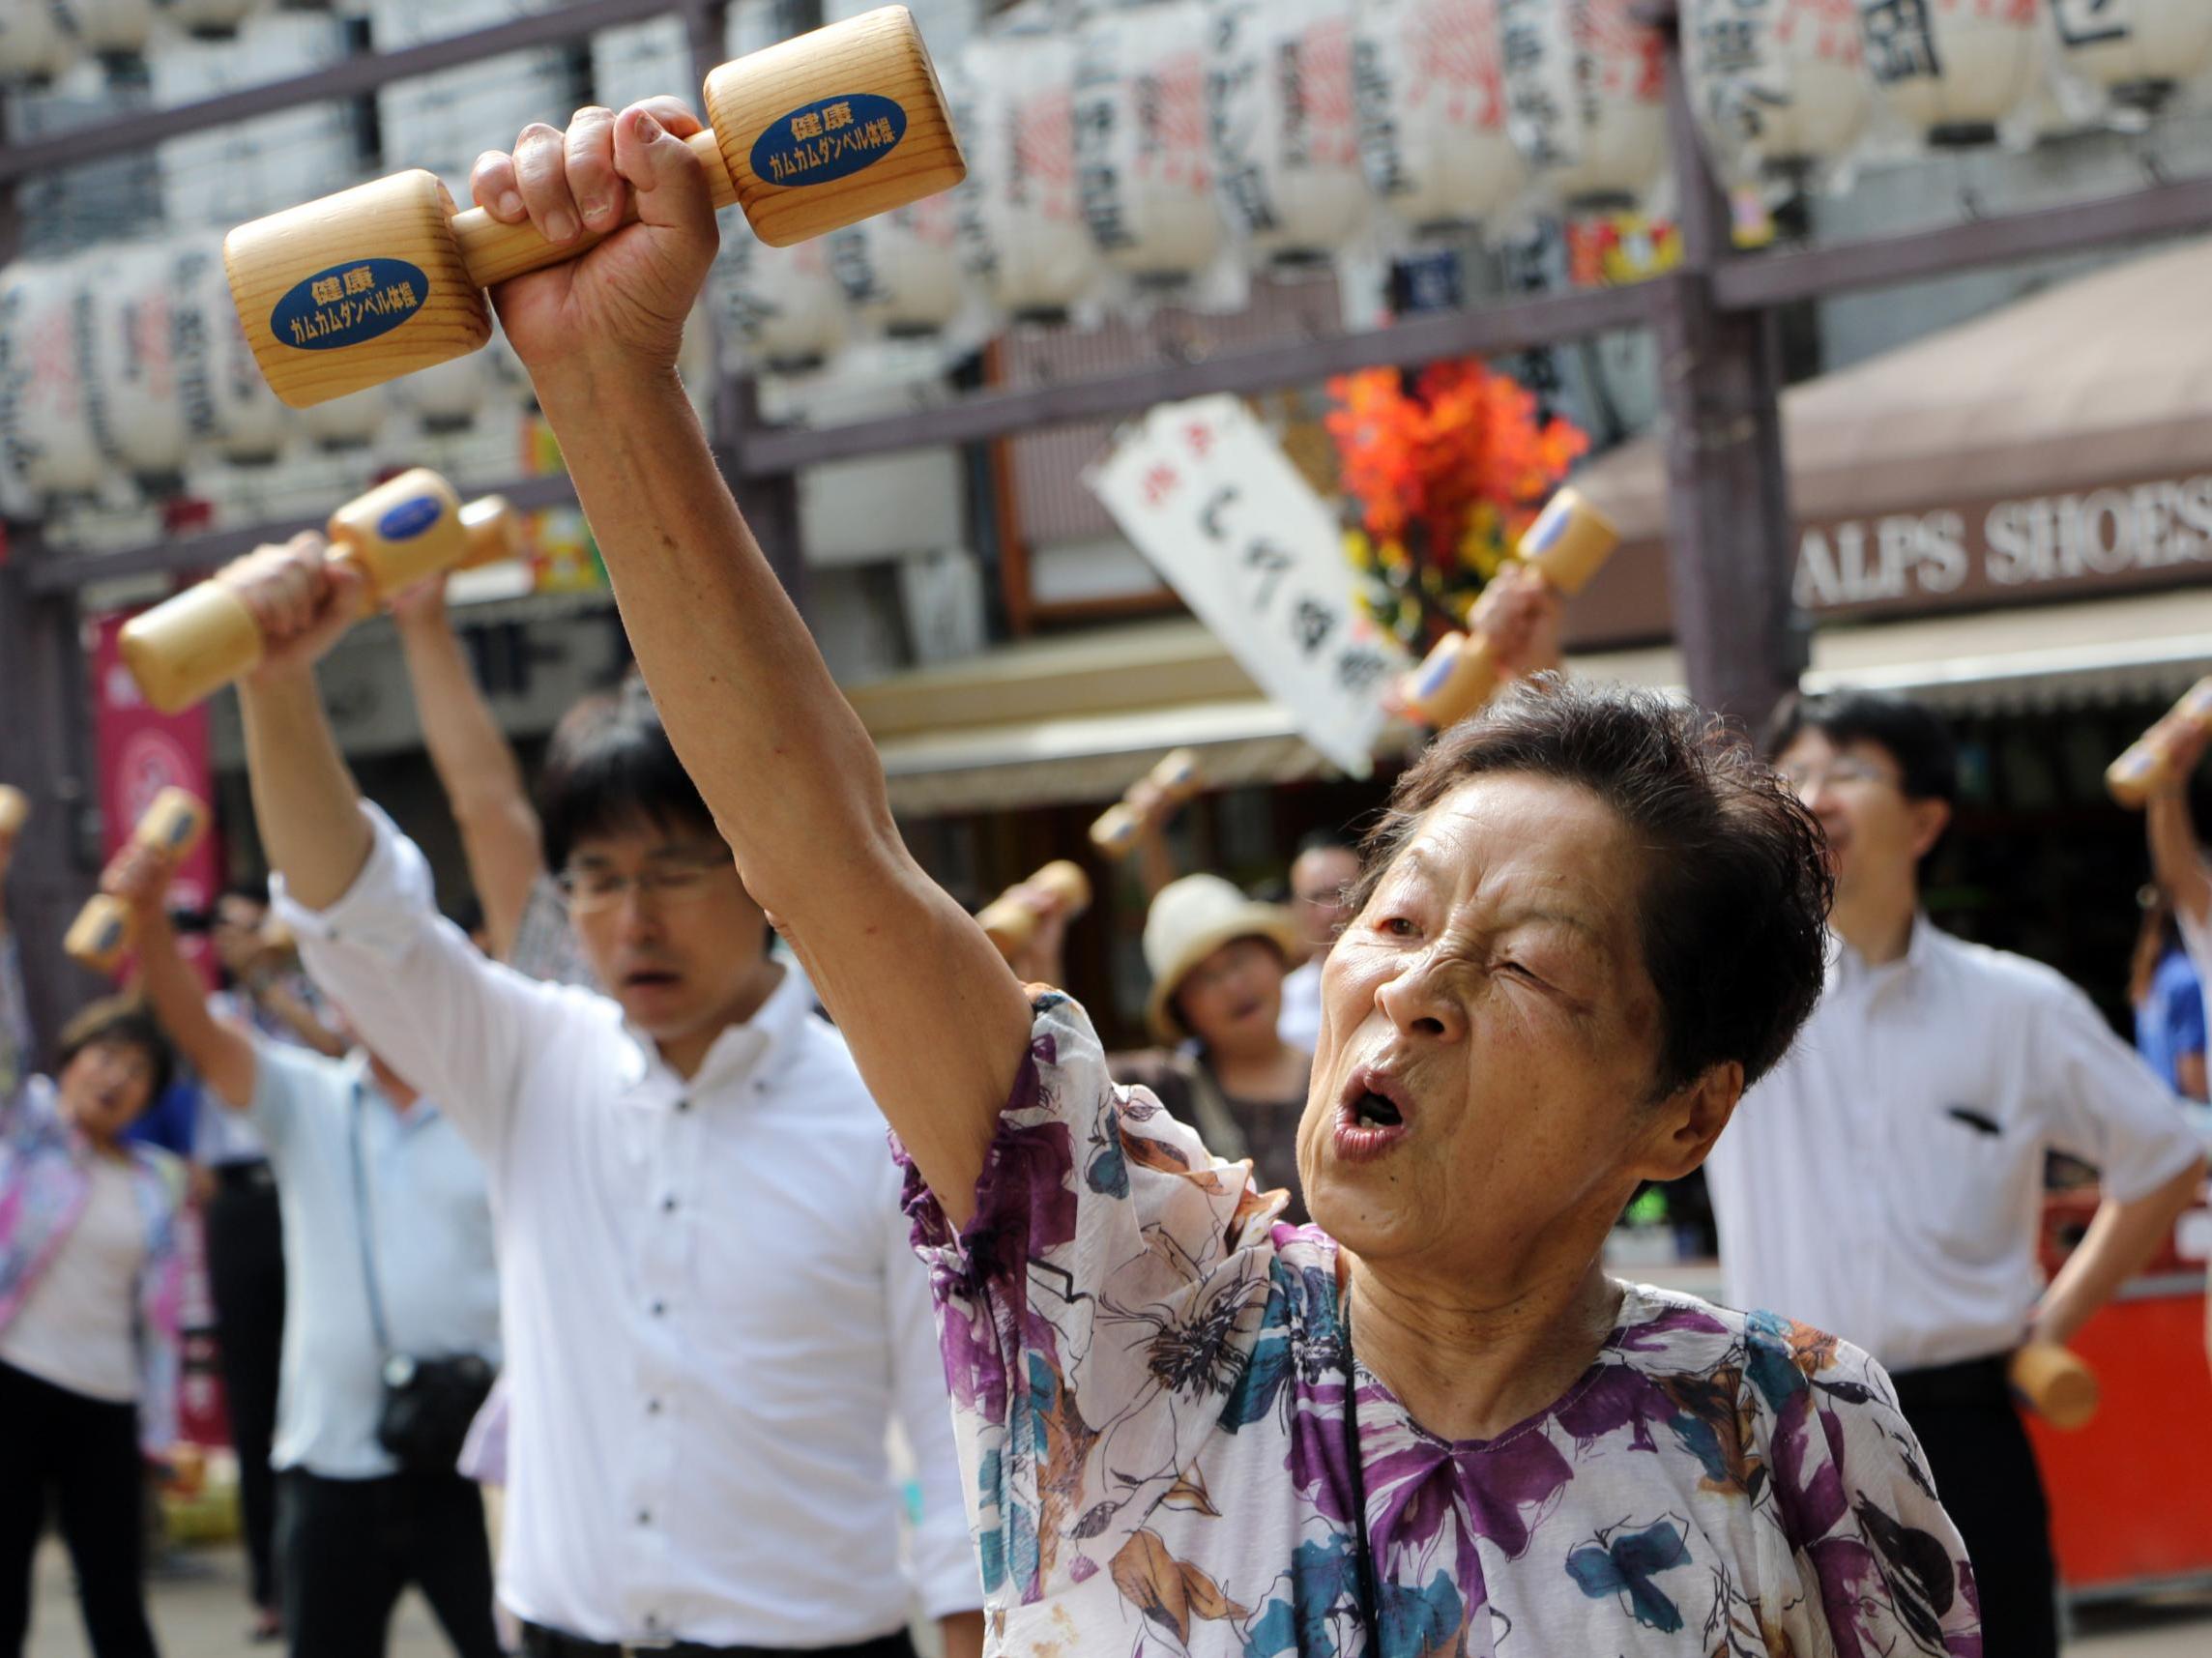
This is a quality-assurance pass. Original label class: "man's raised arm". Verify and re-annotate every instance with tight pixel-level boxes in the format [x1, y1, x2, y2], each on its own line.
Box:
[470, 100, 1030, 1220]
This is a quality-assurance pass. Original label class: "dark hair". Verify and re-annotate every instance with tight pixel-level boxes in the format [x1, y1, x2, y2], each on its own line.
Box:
[56, 995, 176, 1110]
[1295, 828, 1360, 860]
[1348, 677, 1832, 1097]
[1761, 688, 1959, 804]
[537, 677, 718, 875]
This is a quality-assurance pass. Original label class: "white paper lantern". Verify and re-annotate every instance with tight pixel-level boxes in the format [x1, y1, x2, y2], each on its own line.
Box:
[1855, 0, 2044, 146]
[1498, 0, 1670, 209]
[372, 1, 583, 207]
[1353, 0, 1527, 235]
[0, 259, 109, 501]
[0, 3, 80, 83]
[712, 234, 849, 374]
[1206, 0, 1369, 266]
[958, 33, 1097, 322]
[299, 386, 389, 451]
[590, 16, 690, 115]
[80, 240, 234, 489]
[172, 234, 289, 465]
[397, 354, 495, 433]
[2048, 0, 2212, 114]
[154, 9, 358, 228]
[1684, 0, 1872, 182]
[153, 0, 262, 36]
[830, 190, 970, 337]
[1073, 2, 1226, 286]
[62, 0, 156, 56]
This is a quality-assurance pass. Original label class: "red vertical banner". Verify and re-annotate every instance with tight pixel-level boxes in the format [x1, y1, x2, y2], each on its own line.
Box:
[89, 612, 221, 986]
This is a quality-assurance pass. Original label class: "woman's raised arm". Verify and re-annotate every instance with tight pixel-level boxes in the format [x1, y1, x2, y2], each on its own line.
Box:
[474, 101, 1032, 1221]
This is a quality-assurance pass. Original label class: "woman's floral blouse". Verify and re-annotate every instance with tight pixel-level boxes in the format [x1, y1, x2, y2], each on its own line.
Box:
[899, 992, 1983, 1657]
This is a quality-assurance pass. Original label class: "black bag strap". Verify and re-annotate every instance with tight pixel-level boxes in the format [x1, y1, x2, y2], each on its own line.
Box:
[346, 1080, 394, 1362]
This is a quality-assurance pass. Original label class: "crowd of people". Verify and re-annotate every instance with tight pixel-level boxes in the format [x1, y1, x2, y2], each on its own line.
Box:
[4, 98, 2211, 1658]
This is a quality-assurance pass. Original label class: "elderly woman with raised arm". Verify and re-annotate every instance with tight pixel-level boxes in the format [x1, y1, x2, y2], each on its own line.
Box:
[225, 100, 1982, 1656]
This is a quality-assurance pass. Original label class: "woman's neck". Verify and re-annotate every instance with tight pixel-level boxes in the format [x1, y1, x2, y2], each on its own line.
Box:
[1346, 1255, 1623, 1443]
[1207, 1037, 1304, 1100]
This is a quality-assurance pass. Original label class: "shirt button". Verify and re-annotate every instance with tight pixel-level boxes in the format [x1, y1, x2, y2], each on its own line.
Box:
[650, 1299, 666, 1317]
[646, 1398, 662, 1415]
[637, 1508, 652, 1527]
[661, 1195, 678, 1214]
[674, 1097, 690, 1114]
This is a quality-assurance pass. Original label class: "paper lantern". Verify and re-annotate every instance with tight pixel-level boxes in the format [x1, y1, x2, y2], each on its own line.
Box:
[299, 385, 389, 451]
[711, 234, 849, 374]
[590, 15, 689, 115]
[829, 189, 970, 338]
[959, 32, 1096, 321]
[1684, 0, 1872, 182]
[371, 0, 584, 208]
[1855, 0, 2044, 147]
[153, 0, 262, 36]
[2049, 0, 2212, 114]
[1498, 0, 1670, 209]
[80, 240, 235, 489]
[0, 259, 109, 501]
[0, 3, 80, 83]
[61, 0, 156, 57]
[1353, 0, 1526, 234]
[174, 233, 289, 465]
[1073, 2, 1227, 286]
[1206, 0, 1368, 265]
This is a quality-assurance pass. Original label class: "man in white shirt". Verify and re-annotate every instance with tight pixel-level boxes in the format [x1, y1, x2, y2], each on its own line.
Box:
[1275, 833, 1358, 1054]
[113, 842, 502, 1658]
[208, 569, 982, 1658]
[1706, 689, 2204, 1658]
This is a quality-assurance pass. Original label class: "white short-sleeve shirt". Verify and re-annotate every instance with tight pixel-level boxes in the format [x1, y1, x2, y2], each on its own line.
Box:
[1706, 918, 2204, 1373]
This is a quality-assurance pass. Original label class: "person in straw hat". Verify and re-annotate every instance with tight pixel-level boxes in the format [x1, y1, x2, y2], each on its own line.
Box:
[1110, 875, 1314, 1221]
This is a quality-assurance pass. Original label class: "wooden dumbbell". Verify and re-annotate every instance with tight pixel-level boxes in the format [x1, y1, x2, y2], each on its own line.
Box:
[978, 860, 1092, 959]
[224, 6, 965, 409]
[1399, 487, 1620, 731]
[0, 785, 26, 838]
[2008, 1342, 2099, 1432]
[2107, 677, 2212, 807]
[118, 472, 519, 714]
[65, 789, 210, 974]
[1090, 749, 1204, 858]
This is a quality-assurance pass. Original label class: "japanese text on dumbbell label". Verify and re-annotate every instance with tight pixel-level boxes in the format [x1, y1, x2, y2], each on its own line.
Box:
[270, 258, 430, 352]
[751, 94, 909, 188]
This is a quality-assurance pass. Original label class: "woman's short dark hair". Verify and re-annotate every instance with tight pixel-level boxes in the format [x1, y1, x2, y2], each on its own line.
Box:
[1349, 678, 1832, 1097]
[537, 676, 718, 875]
[1762, 688, 1958, 804]
[56, 996, 175, 1109]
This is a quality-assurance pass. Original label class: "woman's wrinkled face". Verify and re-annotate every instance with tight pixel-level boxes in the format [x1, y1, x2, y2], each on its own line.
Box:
[1176, 936, 1287, 1052]
[58, 1038, 159, 1146]
[1299, 773, 1685, 1278]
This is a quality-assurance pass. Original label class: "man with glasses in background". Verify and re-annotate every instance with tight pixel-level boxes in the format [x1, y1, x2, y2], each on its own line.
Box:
[208, 528, 981, 1658]
[1705, 689, 2203, 1658]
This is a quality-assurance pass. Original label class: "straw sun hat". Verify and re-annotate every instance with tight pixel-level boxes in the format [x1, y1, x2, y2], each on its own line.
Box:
[1143, 874, 1302, 1045]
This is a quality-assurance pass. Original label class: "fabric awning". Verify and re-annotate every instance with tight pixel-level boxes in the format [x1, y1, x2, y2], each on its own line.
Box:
[1573, 236, 2212, 548]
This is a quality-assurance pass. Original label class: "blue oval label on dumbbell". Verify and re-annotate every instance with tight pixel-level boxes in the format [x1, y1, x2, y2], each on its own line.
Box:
[270, 258, 430, 352]
[378, 497, 444, 541]
[752, 93, 908, 189]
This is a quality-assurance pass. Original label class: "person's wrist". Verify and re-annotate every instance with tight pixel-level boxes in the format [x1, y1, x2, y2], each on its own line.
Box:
[530, 348, 686, 413]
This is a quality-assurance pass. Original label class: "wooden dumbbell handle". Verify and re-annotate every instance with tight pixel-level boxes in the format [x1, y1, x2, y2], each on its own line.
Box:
[451, 130, 740, 290]
[2008, 1342, 2099, 1431]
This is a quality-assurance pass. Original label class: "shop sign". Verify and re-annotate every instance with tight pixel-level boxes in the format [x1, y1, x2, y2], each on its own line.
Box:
[1793, 471, 2212, 614]
[1089, 393, 1407, 775]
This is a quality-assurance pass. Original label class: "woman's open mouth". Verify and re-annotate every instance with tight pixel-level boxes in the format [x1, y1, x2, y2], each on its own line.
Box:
[1333, 1066, 1413, 1162]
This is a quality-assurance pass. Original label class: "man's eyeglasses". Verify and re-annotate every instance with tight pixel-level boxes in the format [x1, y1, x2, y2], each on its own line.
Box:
[556, 851, 732, 916]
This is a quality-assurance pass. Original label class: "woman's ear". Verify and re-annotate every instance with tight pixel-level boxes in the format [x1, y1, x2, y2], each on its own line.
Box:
[1906, 796, 1952, 861]
[1643, 1060, 1744, 1182]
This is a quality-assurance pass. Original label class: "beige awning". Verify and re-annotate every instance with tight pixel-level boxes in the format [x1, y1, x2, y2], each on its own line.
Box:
[1574, 237, 2212, 545]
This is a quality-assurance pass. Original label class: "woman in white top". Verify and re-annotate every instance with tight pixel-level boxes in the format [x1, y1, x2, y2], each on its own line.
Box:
[0, 995, 187, 1658]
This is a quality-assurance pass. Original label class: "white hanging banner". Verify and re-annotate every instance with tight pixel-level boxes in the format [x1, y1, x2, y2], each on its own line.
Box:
[1087, 394, 1406, 777]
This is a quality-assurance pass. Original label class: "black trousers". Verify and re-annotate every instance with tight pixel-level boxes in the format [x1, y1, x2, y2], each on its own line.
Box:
[276, 1468, 501, 1658]
[521, 1626, 916, 1658]
[205, 1160, 286, 1613]
[1892, 1354, 2058, 1658]
[0, 1359, 160, 1658]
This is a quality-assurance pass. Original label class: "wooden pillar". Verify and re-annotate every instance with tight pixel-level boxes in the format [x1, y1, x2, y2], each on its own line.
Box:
[0, 540, 98, 1062]
[1650, 5, 1805, 728]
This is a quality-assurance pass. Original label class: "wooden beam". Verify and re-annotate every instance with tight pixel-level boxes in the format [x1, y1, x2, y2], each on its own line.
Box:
[730, 279, 1671, 474]
[1712, 172, 2212, 310]
[22, 472, 581, 596]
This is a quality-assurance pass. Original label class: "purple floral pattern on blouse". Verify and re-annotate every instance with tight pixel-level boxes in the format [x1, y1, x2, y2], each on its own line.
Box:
[900, 993, 1983, 1656]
